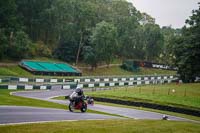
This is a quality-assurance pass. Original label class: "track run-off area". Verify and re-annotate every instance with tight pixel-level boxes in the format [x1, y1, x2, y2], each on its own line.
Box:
[0, 89, 197, 125]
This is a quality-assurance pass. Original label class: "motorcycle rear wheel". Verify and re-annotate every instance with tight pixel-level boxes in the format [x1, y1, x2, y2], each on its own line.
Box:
[69, 102, 75, 112]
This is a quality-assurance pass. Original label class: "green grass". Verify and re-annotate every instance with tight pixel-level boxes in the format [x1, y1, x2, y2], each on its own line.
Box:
[82, 66, 176, 76]
[0, 119, 200, 133]
[85, 83, 200, 110]
[53, 96, 67, 100]
[0, 90, 67, 109]
[0, 66, 33, 76]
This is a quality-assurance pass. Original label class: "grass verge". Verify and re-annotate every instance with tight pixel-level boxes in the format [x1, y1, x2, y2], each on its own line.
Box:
[0, 119, 200, 133]
[0, 90, 66, 109]
[85, 83, 200, 110]
[0, 66, 33, 77]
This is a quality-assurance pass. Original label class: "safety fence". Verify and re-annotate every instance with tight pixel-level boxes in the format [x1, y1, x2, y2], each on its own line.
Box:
[0, 75, 176, 83]
[0, 75, 177, 90]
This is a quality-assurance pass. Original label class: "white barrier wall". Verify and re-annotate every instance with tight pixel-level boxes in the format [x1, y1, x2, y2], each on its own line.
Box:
[8, 85, 17, 90]
[50, 79, 57, 83]
[88, 84, 94, 88]
[25, 85, 33, 90]
[104, 78, 109, 82]
[63, 85, 71, 89]
[40, 86, 47, 90]
[109, 83, 115, 86]
[19, 78, 28, 82]
[94, 79, 100, 82]
[99, 83, 105, 87]
[113, 78, 118, 81]
[36, 79, 44, 83]
[74, 79, 80, 82]
[85, 79, 90, 82]
[0, 75, 177, 90]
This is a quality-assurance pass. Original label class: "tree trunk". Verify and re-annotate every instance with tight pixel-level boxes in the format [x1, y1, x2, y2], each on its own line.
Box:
[75, 32, 83, 66]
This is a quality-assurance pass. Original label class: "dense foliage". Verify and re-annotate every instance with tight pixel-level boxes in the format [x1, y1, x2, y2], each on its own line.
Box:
[0, 0, 165, 63]
[172, 3, 200, 82]
[0, 0, 199, 81]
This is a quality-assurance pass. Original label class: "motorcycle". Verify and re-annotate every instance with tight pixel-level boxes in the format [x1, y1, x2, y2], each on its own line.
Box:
[68, 97, 87, 112]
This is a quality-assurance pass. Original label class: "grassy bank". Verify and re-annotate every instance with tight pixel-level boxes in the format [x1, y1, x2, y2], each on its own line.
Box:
[82, 66, 176, 76]
[85, 83, 200, 110]
[0, 119, 199, 133]
[0, 66, 33, 77]
[0, 90, 67, 109]
[0, 65, 176, 77]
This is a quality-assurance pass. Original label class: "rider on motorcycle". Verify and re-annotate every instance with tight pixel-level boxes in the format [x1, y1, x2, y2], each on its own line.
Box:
[69, 87, 85, 106]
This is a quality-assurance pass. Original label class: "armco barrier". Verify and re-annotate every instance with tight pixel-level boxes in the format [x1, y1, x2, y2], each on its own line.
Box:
[0, 75, 177, 83]
[0, 78, 176, 90]
[0, 77, 73, 83]
[76, 79, 173, 88]
[0, 75, 178, 90]
[0, 84, 77, 90]
[93, 97, 200, 117]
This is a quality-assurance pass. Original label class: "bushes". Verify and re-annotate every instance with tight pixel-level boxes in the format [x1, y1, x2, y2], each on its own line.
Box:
[0, 30, 33, 60]
[31, 41, 52, 58]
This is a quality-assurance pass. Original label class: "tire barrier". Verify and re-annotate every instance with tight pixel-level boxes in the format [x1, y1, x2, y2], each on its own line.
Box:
[0, 77, 73, 83]
[93, 97, 200, 117]
[0, 75, 177, 83]
[0, 84, 77, 90]
[0, 75, 178, 90]
[0, 79, 175, 90]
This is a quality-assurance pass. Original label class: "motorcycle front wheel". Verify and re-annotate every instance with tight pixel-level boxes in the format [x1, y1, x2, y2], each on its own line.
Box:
[81, 103, 87, 112]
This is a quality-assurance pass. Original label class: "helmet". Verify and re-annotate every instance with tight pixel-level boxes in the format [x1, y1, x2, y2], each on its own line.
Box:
[75, 87, 83, 95]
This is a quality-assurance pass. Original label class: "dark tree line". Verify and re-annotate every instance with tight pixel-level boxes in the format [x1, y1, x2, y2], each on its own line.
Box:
[172, 3, 200, 82]
[0, 0, 199, 82]
[0, 0, 164, 63]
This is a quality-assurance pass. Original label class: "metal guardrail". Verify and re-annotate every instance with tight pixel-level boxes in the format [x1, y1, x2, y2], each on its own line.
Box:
[0, 77, 178, 90]
[0, 75, 178, 83]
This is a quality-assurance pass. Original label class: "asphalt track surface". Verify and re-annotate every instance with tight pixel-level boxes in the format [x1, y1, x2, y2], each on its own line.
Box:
[10, 90, 192, 122]
[0, 106, 119, 124]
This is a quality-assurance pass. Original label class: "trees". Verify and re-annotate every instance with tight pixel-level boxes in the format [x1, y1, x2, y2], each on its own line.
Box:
[0, 0, 32, 60]
[173, 3, 200, 82]
[16, 0, 55, 44]
[143, 24, 164, 62]
[90, 21, 118, 67]
[83, 46, 98, 69]
[160, 26, 181, 65]
[0, 0, 168, 66]
[8, 31, 32, 59]
[109, 0, 143, 59]
[0, 29, 8, 60]
[52, 0, 98, 64]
